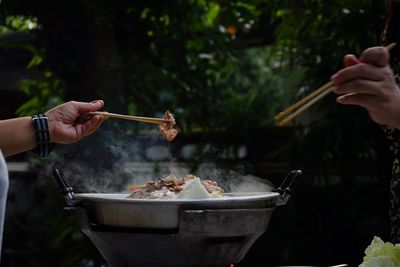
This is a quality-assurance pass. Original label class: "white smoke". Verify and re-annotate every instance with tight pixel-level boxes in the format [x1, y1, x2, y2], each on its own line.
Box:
[45, 128, 275, 194]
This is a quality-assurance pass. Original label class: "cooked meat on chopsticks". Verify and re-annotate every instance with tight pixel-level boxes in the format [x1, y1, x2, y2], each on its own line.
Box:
[159, 110, 178, 142]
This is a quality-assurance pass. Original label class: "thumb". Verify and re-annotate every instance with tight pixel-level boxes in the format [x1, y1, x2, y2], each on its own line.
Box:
[75, 100, 105, 114]
[360, 46, 389, 67]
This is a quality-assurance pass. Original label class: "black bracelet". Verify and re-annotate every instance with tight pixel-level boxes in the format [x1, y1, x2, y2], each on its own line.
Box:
[31, 114, 55, 157]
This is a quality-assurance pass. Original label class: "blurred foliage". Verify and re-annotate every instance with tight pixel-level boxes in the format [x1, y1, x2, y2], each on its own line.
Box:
[0, 0, 386, 135]
[0, 15, 39, 34]
[16, 70, 66, 115]
[0, 0, 296, 133]
[116, 0, 286, 132]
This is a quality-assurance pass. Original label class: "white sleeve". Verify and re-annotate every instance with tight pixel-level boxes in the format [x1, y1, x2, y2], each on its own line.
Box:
[0, 150, 9, 262]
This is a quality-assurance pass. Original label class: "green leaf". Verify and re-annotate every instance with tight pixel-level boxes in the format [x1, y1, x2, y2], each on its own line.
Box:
[205, 3, 220, 26]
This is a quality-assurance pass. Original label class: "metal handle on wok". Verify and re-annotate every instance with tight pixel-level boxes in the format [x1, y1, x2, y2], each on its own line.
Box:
[275, 169, 302, 206]
[53, 168, 80, 206]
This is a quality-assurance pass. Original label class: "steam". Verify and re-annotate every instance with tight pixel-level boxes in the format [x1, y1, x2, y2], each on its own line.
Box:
[196, 163, 275, 193]
[44, 128, 275, 194]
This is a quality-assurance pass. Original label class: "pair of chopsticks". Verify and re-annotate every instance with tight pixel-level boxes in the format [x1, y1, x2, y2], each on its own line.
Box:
[88, 111, 170, 125]
[274, 43, 397, 126]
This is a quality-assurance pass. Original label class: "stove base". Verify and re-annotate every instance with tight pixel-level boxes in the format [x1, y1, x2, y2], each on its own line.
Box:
[73, 207, 274, 267]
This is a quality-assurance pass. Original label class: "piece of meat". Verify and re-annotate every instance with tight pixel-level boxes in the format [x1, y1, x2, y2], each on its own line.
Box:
[159, 110, 178, 141]
[202, 180, 224, 195]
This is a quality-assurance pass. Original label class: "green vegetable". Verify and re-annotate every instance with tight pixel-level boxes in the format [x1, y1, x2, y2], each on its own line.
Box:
[359, 236, 400, 267]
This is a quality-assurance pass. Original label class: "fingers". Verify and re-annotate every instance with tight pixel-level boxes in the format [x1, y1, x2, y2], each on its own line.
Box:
[331, 79, 385, 96]
[74, 100, 105, 114]
[343, 54, 361, 67]
[80, 114, 108, 137]
[336, 93, 377, 109]
[360, 46, 389, 67]
[331, 63, 386, 84]
[332, 46, 391, 85]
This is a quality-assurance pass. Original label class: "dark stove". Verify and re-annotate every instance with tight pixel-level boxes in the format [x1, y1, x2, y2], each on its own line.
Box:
[72, 206, 274, 267]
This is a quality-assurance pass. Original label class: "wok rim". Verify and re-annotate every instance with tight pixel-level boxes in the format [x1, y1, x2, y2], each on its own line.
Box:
[75, 192, 280, 205]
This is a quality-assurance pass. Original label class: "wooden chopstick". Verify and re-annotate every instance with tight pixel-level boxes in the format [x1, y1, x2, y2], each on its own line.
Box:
[386, 42, 397, 51]
[277, 85, 332, 126]
[274, 81, 333, 121]
[275, 43, 396, 126]
[88, 111, 169, 125]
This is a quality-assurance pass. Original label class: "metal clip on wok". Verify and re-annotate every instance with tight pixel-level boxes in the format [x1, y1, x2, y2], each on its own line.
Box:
[275, 169, 302, 206]
[53, 168, 80, 206]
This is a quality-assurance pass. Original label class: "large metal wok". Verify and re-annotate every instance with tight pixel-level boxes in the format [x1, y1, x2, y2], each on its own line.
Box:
[73, 192, 280, 229]
[53, 168, 301, 267]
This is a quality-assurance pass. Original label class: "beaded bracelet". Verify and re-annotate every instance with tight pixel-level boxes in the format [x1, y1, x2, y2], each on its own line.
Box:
[31, 114, 55, 157]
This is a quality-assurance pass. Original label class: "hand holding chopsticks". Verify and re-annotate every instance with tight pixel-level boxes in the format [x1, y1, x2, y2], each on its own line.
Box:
[274, 43, 397, 126]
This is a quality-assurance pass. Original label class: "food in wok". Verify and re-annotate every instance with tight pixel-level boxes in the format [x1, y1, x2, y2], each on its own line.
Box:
[128, 174, 224, 199]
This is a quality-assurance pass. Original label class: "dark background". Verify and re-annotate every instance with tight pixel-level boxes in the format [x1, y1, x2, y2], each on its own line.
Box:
[0, 0, 394, 266]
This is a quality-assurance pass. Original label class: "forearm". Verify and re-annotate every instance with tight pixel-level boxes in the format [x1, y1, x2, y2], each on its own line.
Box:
[0, 117, 36, 157]
[0, 100, 106, 157]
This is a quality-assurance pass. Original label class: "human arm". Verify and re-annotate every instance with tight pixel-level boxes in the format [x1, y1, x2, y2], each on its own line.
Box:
[330, 46, 400, 129]
[0, 100, 107, 157]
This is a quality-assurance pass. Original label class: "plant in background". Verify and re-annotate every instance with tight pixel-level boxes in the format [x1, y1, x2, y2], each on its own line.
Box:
[119, 1, 276, 133]
[0, 15, 39, 34]
[16, 69, 66, 116]
[0, 14, 66, 116]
